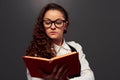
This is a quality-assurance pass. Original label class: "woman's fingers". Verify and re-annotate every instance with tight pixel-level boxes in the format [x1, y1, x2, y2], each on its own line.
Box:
[38, 69, 48, 78]
[52, 64, 59, 74]
[38, 65, 69, 80]
[55, 65, 69, 80]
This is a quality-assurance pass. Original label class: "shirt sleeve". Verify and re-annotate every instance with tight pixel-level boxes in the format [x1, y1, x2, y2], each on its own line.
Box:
[68, 41, 95, 80]
[27, 69, 43, 80]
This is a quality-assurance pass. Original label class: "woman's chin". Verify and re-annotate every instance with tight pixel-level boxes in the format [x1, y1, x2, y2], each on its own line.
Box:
[49, 36, 58, 40]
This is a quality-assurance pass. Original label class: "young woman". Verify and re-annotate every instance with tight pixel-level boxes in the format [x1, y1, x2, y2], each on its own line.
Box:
[26, 3, 95, 80]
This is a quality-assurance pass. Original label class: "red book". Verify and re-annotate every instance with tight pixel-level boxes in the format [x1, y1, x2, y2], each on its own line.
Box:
[22, 52, 80, 78]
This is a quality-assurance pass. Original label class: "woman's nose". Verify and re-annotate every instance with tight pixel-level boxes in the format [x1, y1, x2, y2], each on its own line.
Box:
[50, 23, 56, 29]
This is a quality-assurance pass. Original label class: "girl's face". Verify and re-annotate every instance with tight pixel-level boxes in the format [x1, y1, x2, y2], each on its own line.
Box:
[43, 10, 67, 41]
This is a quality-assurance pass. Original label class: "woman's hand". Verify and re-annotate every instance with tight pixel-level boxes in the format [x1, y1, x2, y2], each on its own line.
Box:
[40, 65, 69, 80]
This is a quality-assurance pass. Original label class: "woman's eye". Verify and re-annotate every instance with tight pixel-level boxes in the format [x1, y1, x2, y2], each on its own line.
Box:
[44, 21, 51, 25]
[55, 20, 63, 25]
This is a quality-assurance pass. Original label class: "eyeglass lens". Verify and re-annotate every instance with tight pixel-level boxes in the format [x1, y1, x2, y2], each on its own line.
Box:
[43, 19, 65, 28]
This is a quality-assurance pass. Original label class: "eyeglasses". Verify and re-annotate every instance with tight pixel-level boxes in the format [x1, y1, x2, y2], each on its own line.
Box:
[43, 19, 66, 28]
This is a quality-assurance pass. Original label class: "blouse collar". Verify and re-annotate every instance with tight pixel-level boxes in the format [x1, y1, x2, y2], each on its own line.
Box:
[54, 39, 71, 52]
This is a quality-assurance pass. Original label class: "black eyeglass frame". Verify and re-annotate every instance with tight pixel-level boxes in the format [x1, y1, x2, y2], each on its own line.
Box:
[42, 19, 66, 28]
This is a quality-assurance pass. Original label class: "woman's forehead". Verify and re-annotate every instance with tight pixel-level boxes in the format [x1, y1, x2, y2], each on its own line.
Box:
[44, 10, 65, 20]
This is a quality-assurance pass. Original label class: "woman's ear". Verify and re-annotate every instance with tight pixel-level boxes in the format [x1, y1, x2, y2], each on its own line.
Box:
[63, 21, 69, 33]
[64, 21, 69, 30]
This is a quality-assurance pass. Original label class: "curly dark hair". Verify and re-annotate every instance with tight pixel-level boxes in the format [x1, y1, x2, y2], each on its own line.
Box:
[26, 3, 69, 59]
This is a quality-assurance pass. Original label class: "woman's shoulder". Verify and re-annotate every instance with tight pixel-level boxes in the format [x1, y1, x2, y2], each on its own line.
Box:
[66, 41, 82, 51]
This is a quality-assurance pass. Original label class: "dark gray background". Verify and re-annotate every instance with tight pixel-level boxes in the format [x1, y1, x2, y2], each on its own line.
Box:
[0, 0, 120, 80]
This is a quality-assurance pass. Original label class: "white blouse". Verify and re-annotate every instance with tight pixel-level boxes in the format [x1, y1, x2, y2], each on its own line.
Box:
[27, 41, 95, 80]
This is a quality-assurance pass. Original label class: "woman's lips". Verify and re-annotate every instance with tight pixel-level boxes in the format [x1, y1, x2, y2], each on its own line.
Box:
[50, 32, 57, 35]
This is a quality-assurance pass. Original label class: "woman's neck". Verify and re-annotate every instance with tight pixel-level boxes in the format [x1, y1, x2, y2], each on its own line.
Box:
[53, 38, 63, 46]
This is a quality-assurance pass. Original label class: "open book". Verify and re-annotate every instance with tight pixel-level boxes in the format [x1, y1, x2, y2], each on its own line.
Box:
[22, 52, 80, 78]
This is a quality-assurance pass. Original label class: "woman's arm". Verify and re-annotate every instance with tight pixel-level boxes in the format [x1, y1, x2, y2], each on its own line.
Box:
[68, 41, 95, 80]
[69, 53, 95, 80]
